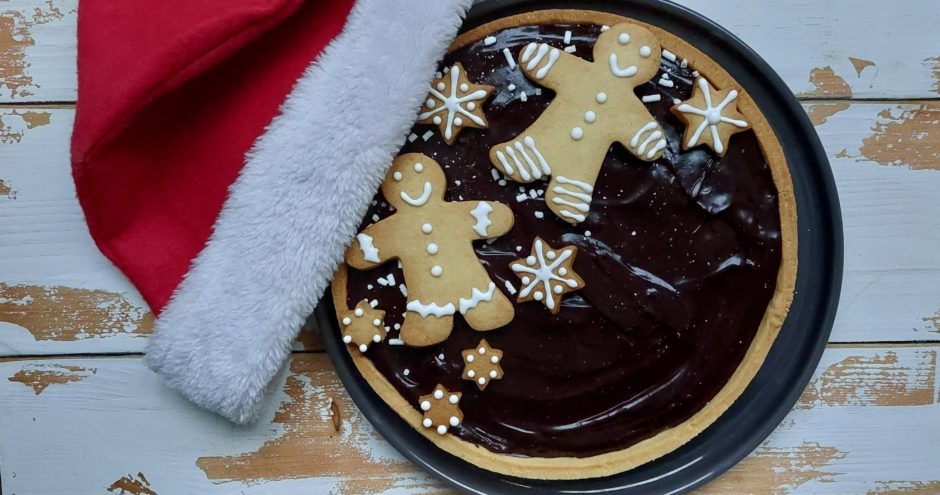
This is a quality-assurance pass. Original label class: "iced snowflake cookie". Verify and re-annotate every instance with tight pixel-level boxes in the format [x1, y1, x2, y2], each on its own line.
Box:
[332, 10, 796, 481]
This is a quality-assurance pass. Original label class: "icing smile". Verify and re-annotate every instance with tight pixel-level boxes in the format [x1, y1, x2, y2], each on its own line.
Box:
[400, 181, 433, 206]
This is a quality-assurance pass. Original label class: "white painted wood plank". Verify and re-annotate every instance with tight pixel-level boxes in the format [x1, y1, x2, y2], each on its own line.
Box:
[1, 0, 939, 103]
[0, 347, 937, 494]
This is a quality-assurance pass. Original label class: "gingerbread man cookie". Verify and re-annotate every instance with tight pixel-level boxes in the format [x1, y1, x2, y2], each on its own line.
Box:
[345, 153, 515, 347]
[489, 23, 666, 224]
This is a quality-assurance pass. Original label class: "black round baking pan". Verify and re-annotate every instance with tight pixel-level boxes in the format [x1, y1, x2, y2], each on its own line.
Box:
[316, 0, 843, 493]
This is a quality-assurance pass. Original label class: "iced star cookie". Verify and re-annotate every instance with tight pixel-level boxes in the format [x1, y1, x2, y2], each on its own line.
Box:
[332, 9, 796, 480]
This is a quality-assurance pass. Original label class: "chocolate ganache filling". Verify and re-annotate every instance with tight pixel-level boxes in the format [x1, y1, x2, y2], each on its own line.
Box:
[341, 23, 781, 457]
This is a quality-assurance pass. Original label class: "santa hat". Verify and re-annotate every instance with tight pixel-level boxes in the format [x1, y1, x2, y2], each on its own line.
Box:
[71, 0, 474, 423]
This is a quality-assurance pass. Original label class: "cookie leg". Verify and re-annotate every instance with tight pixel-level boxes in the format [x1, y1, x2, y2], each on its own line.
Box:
[462, 289, 514, 331]
[400, 311, 455, 347]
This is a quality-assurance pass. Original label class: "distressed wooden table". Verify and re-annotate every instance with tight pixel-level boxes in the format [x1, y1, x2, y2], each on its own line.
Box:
[2, 1, 938, 493]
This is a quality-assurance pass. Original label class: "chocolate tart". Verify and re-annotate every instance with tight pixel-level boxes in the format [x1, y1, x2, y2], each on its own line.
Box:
[324, 5, 828, 486]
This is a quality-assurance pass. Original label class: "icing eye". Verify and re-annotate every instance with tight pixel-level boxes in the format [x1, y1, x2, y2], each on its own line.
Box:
[618, 33, 630, 44]
[414, 163, 424, 172]
[393, 171, 402, 181]
[639, 45, 652, 58]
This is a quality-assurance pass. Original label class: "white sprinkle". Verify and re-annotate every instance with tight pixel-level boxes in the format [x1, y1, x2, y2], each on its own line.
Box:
[680, 58, 689, 68]
[504, 280, 517, 295]
[407, 133, 418, 143]
[366, 284, 373, 290]
[508, 83, 516, 91]
[529, 189, 538, 199]
[491, 168, 500, 181]
[661, 73, 670, 80]
[585, 230, 592, 237]
[394, 323, 401, 330]
[484, 36, 497, 46]
[601, 25, 610, 31]
[563, 30, 572, 44]
[403, 368, 410, 376]
[632, 230, 637, 236]
[455, 180, 461, 186]
[537, 189, 544, 196]
[534, 88, 542, 96]
[438, 353, 445, 361]
[377, 277, 389, 287]
[692, 70, 700, 77]
[642, 94, 662, 103]
[435, 71, 442, 79]
[534, 211, 544, 219]
[516, 245, 522, 252]
[516, 193, 528, 202]
[370, 299, 378, 308]
[422, 130, 434, 141]
[564, 45, 576, 53]
[371, 214, 380, 222]
[673, 98, 682, 105]
[662, 49, 677, 62]
[659, 78, 675, 88]
[498, 179, 507, 186]
[397, 260, 403, 269]
[503, 48, 516, 69]
[520, 91, 528, 102]
[399, 284, 408, 297]
[387, 273, 395, 285]
[519, 186, 526, 192]
[388, 338, 405, 346]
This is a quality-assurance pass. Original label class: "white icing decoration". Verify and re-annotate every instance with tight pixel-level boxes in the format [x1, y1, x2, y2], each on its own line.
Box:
[504, 280, 517, 295]
[469, 201, 494, 237]
[628, 120, 667, 159]
[437, 425, 447, 435]
[421, 223, 432, 234]
[430, 265, 443, 277]
[406, 300, 456, 318]
[489, 370, 498, 378]
[359, 344, 368, 352]
[617, 33, 630, 44]
[556, 175, 594, 193]
[414, 162, 424, 172]
[658, 78, 675, 88]
[427, 243, 439, 255]
[449, 416, 460, 426]
[564, 45, 576, 53]
[503, 48, 516, 69]
[356, 233, 380, 263]
[454, 117, 463, 127]
[400, 181, 432, 206]
[449, 394, 459, 404]
[342, 317, 351, 325]
[478, 347, 486, 354]
[639, 45, 652, 58]
[372, 334, 381, 342]
[596, 92, 607, 103]
[458, 282, 496, 314]
[638, 131, 663, 155]
[342, 335, 352, 343]
[354, 308, 364, 316]
[484, 36, 497, 46]
[609, 53, 638, 78]
[459, 83, 469, 92]
[677, 78, 749, 154]
[491, 355, 499, 364]
[570, 127, 584, 140]
[393, 171, 403, 181]
[584, 111, 596, 123]
[433, 389, 444, 399]
[519, 43, 560, 80]
[563, 30, 572, 44]
[418, 64, 489, 142]
[468, 369, 475, 377]
[512, 239, 580, 311]
[642, 94, 661, 103]
[466, 354, 474, 363]
[662, 49, 677, 62]
[478, 377, 486, 385]
[372, 318, 381, 326]
[423, 418, 433, 427]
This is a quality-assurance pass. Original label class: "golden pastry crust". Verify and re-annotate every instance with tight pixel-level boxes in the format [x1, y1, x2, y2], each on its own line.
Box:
[332, 9, 798, 480]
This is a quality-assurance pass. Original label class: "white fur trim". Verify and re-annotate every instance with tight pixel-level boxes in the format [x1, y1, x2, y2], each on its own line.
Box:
[146, 0, 474, 424]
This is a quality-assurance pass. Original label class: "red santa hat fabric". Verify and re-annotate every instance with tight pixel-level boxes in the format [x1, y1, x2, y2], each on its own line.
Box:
[71, 0, 474, 423]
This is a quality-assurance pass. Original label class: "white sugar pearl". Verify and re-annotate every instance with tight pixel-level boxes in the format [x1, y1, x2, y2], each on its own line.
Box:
[489, 370, 497, 378]
[454, 117, 463, 127]
[342, 335, 352, 343]
[639, 45, 651, 58]
[436, 82, 446, 91]
[426, 98, 436, 108]
[437, 425, 447, 435]
[596, 92, 607, 103]
[373, 334, 381, 342]
[432, 116, 442, 125]
[354, 308, 363, 317]
[449, 394, 459, 404]
[421, 400, 431, 411]
[526, 255, 536, 265]
[571, 127, 584, 140]
[372, 318, 381, 326]
[449, 416, 460, 427]
[468, 370, 476, 377]
[546, 251, 556, 260]
[584, 111, 596, 123]
[618, 33, 630, 44]
[342, 317, 351, 325]
[466, 354, 474, 363]
[392, 171, 402, 181]
[554, 285, 564, 294]
[434, 389, 444, 400]
[358, 344, 368, 352]
[414, 163, 424, 172]
[427, 243, 439, 254]
[431, 265, 443, 277]
[491, 356, 499, 364]
[478, 377, 486, 385]
[534, 291, 544, 301]
[521, 276, 531, 285]
[423, 418, 433, 427]
[559, 267, 568, 276]
[466, 102, 476, 111]
[459, 83, 469, 92]
[422, 223, 433, 234]
[478, 347, 486, 355]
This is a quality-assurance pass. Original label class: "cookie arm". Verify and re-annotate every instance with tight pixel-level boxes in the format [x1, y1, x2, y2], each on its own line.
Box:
[345, 221, 392, 269]
[517, 42, 589, 91]
[462, 200, 514, 239]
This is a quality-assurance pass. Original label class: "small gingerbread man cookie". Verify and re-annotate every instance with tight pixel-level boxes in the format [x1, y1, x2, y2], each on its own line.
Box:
[489, 23, 667, 224]
[345, 153, 515, 347]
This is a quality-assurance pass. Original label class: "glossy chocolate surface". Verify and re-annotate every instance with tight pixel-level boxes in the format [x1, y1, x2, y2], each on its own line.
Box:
[342, 23, 781, 457]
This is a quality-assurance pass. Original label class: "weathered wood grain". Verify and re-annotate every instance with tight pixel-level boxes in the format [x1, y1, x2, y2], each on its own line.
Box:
[1, 0, 939, 104]
[0, 347, 936, 494]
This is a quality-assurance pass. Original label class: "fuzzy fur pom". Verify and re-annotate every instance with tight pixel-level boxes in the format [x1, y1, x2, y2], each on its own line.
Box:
[146, 0, 474, 424]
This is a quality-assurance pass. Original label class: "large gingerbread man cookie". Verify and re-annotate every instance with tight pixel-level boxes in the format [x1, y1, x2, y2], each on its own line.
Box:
[489, 22, 666, 224]
[345, 153, 515, 347]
